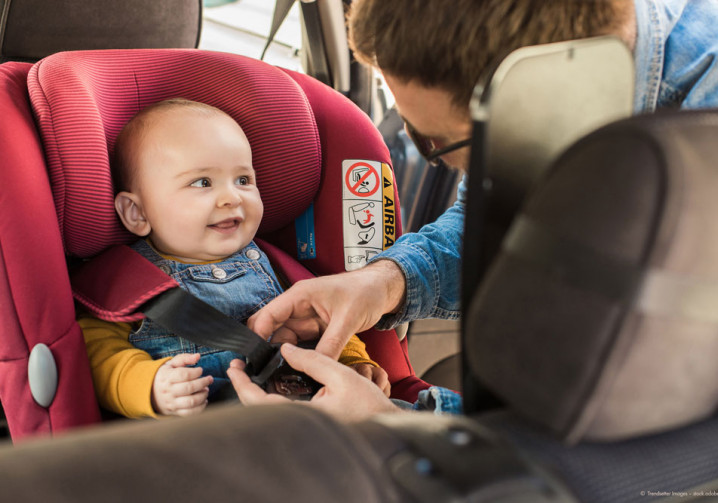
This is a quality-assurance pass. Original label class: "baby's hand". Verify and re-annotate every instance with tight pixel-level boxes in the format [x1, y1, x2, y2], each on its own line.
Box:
[152, 353, 214, 417]
[350, 363, 391, 397]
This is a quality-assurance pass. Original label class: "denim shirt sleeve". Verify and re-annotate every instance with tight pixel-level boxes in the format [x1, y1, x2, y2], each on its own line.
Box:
[412, 387, 463, 415]
[660, 1, 718, 110]
[634, 0, 718, 112]
[369, 176, 466, 329]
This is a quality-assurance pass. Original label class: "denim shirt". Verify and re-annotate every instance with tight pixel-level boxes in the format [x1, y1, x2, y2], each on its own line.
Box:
[634, 0, 718, 112]
[373, 0, 718, 332]
[129, 239, 282, 360]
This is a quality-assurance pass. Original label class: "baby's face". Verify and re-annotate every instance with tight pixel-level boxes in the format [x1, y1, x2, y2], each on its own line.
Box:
[131, 108, 263, 263]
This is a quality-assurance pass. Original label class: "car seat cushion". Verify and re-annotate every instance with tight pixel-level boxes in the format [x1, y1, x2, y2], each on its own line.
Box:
[27, 49, 322, 258]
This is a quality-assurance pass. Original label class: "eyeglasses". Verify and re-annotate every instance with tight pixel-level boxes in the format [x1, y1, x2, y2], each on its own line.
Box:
[402, 117, 472, 167]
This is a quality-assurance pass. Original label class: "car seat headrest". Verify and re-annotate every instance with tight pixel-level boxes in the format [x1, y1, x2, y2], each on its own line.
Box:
[0, 0, 201, 63]
[464, 109, 718, 443]
[27, 49, 321, 257]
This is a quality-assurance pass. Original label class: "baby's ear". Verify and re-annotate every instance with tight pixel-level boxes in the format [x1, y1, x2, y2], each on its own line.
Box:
[114, 192, 151, 237]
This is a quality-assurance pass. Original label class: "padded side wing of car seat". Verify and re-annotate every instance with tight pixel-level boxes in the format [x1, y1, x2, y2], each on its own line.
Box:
[0, 62, 101, 440]
[265, 70, 431, 401]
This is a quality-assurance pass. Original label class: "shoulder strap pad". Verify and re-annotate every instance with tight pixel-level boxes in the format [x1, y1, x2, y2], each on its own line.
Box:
[70, 245, 178, 322]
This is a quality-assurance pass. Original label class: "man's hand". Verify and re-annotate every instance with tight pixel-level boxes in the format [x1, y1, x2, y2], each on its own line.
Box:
[349, 363, 391, 397]
[248, 260, 407, 359]
[227, 344, 402, 421]
[151, 353, 213, 417]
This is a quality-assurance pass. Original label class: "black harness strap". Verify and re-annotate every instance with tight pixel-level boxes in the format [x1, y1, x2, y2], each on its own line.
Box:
[140, 278, 321, 398]
[141, 287, 276, 376]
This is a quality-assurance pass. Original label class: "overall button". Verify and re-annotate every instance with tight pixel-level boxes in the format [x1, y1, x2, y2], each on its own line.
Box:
[211, 266, 227, 279]
[159, 264, 172, 275]
[245, 249, 261, 260]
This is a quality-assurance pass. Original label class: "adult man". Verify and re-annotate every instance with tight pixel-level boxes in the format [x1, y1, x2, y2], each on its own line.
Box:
[230, 0, 718, 418]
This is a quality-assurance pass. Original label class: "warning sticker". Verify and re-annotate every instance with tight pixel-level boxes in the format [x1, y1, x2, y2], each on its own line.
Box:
[342, 160, 396, 271]
[344, 161, 380, 197]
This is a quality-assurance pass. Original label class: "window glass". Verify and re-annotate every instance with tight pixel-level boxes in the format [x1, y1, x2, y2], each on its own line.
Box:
[199, 0, 303, 72]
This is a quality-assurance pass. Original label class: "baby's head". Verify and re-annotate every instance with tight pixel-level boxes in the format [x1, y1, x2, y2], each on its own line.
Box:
[112, 98, 263, 263]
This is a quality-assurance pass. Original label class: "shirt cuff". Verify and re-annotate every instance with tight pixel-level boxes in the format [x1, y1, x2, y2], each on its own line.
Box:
[411, 386, 463, 415]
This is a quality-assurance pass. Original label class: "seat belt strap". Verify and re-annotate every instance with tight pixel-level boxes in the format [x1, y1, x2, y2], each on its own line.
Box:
[141, 287, 275, 375]
[141, 288, 320, 395]
[261, 0, 296, 60]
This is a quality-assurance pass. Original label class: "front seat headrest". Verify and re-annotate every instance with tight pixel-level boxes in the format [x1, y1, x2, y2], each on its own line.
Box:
[465, 109, 718, 443]
[0, 0, 201, 63]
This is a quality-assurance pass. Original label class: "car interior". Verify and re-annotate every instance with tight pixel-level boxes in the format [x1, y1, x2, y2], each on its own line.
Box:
[1, 0, 718, 501]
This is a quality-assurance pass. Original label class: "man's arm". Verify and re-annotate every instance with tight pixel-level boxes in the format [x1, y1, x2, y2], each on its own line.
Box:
[371, 176, 466, 329]
[249, 177, 466, 357]
[249, 259, 406, 359]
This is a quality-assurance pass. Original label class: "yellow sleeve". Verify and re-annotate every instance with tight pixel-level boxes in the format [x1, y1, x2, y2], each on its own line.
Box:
[78, 315, 170, 419]
[338, 334, 380, 368]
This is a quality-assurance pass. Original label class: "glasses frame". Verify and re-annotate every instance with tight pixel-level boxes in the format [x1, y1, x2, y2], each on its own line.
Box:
[402, 117, 472, 167]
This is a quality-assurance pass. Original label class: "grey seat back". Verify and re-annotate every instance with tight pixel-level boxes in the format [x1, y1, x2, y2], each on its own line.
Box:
[466, 108, 718, 444]
[464, 36, 634, 293]
[0, 0, 201, 63]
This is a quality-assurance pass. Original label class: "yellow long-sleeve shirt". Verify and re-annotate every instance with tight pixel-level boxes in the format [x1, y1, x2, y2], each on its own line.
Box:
[79, 315, 376, 419]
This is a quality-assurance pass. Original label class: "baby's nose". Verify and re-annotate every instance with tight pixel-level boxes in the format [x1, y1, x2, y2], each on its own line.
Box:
[218, 187, 241, 207]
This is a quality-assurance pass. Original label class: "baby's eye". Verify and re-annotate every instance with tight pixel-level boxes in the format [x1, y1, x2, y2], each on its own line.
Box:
[235, 176, 251, 186]
[190, 178, 211, 188]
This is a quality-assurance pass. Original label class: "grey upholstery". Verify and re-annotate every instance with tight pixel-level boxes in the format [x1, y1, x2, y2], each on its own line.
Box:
[478, 410, 718, 503]
[467, 109, 718, 444]
[0, 403, 577, 503]
[0, 404, 405, 502]
[0, 0, 201, 63]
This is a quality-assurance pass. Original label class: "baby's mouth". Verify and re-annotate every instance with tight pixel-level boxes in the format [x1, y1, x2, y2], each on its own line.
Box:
[209, 218, 241, 231]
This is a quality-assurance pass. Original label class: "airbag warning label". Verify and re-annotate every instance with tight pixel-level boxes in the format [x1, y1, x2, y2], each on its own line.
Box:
[342, 160, 396, 271]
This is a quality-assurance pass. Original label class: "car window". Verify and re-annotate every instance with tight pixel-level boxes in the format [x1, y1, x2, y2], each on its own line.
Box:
[199, 0, 303, 72]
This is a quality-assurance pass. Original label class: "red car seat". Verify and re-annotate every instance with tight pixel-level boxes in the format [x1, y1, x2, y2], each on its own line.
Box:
[0, 49, 430, 441]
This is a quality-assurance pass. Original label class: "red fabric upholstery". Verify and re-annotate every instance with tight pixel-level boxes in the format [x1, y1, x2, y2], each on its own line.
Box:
[71, 246, 179, 323]
[0, 50, 429, 440]
[28, 49, 322, 257]
[0, 62, 100, 440]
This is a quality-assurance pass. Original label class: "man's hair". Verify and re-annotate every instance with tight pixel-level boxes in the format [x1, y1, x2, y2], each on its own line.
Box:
[348, 0, 631, 110]
[112, 98, 229, 192]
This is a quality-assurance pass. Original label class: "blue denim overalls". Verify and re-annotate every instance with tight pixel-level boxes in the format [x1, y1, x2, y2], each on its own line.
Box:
[130, 239, 283, 396]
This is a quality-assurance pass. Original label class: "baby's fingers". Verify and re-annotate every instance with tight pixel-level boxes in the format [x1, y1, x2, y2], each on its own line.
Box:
[172, 374, 213, 397]
[167, 365, 205, 384]
[166, 353, 201, 368]
[173, 388, 210, 417]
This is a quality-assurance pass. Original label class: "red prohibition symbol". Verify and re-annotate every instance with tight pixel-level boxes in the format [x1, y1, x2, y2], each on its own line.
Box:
[345, 162, 380, 197]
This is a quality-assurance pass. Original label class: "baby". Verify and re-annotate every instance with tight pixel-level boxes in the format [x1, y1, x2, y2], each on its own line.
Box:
[79, 98, 389, 418]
